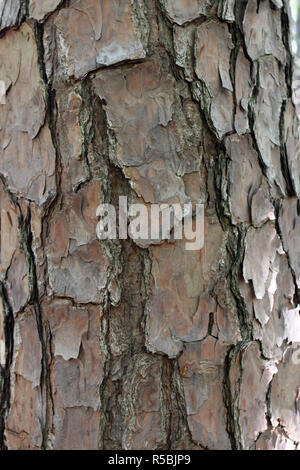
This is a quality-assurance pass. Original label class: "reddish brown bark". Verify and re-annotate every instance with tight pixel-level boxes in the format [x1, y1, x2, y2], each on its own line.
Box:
[0, 0, 299, 450]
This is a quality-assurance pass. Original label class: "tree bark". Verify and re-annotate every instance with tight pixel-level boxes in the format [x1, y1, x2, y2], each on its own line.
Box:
[296, 0, 300, 58]
[0, 0, 299, 450]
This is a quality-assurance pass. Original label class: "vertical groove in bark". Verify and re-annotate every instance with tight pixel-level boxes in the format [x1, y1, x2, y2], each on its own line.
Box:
[17, 208, 52, 448]
[0, 281, 14, 449]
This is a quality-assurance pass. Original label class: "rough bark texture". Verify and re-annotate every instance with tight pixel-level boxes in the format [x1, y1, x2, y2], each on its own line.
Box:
[0, 0, 299, 450]
[297, 0, 300, 58]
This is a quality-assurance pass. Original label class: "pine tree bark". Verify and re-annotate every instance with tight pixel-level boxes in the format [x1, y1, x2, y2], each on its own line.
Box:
[0, 0, 299, 450]
[297, 0, 300, 58]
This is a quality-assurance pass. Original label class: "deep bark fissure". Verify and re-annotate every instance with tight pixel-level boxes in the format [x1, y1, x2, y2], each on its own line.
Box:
[0, 281, 14, 450]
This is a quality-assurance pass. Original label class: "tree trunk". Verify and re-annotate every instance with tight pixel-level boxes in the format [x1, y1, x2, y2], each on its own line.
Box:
[0, 0, 299, 450]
